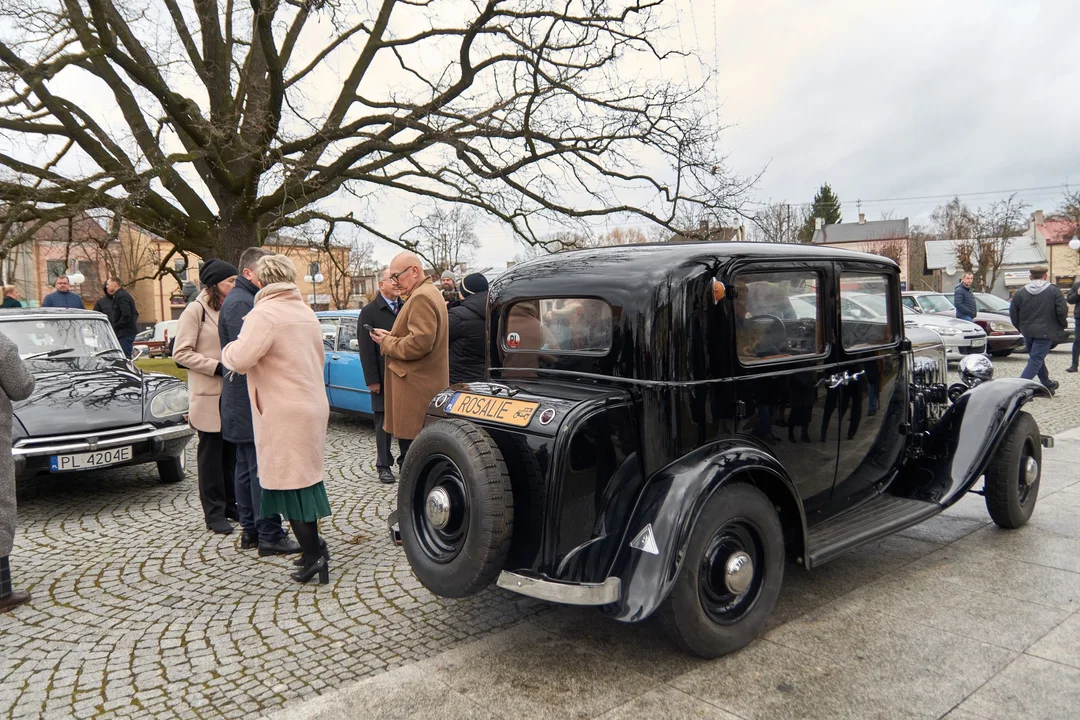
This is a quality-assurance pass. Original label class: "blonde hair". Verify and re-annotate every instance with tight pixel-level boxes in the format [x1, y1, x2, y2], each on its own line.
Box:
[255, 254, 297, 286]
[1, 285, 15, 297]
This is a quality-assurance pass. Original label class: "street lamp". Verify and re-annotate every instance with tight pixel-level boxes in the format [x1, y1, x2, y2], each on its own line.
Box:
[303, 271, 324, 310]
[68, 265, 85, 289]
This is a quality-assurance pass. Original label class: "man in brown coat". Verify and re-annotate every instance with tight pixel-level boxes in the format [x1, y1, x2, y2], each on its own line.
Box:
[369, 252, 449, 462]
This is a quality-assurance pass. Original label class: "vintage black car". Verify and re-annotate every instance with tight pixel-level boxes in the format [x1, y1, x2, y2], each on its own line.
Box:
[3, 308, 194, 484]
[392, 243, 1050, 658]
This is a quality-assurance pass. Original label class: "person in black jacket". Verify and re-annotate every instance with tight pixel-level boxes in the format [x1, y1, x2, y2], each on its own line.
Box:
[217, 248, 297, 555]
[1067, 277, 1080, 373]
[1010, 266, 1067, 393]
[359, 269, 403, 484]
[105, 278, 139, 357]
[92, 283, 113, 317]
[448, 273, 488, 385]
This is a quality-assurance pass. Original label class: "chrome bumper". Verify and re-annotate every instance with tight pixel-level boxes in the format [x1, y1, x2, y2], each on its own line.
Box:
[497, 571, 621, 606]
[12, 424, 194, 457]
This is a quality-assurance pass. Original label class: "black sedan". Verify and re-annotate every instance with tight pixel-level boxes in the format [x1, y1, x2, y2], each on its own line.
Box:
[3, 308, 194, 483]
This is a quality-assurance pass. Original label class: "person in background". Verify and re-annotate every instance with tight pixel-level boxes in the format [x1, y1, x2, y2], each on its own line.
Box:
[1010, 265, 1067, 395]
[953, 272, 977, 321]
[1066, 276, 1080, 373]
[0, 330, 34, 612]
[221, 254, 332, 584]
[370, 252, 449, 463]
[173, 259, 240, 534]
[1, 286, 21, 308]
[105, 277, 139, 358]
[440, 271, 459, 307]
[41, 276, 84, 309]
[359, 268, 403, 484]
[219, 247, 299, 556]
[448, 273, 488, 385]
[92, 283, 113, 317]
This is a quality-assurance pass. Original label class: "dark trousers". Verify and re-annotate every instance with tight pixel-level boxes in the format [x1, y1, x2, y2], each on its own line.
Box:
[233, 441, 285, 543]
[1071, 330, 1080, 368]
[1021, 338, 1053, 386]
[374, 410, 395, 469]
[398, 439, 412, 467]
[117, 336, 134, 358]
[196, 431, 237, 525]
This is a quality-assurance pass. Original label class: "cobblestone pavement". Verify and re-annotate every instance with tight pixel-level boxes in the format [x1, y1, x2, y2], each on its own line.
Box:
[1, 347, 1078, 719]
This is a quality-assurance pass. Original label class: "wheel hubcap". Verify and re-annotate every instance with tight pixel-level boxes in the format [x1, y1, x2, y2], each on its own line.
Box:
[425, 487, 452, 529]
[724, 551, 754, 594]
[1022, 455, 1038, 486]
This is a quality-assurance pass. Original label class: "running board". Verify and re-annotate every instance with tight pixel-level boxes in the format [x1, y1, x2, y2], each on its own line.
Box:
[806, 495, 940, 568]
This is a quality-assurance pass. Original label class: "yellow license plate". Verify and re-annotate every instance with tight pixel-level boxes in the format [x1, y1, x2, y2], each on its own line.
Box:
[446, 392, 539, 427]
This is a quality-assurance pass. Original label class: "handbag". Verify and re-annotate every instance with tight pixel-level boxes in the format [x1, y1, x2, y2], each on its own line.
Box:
[172, 302, 205, 370]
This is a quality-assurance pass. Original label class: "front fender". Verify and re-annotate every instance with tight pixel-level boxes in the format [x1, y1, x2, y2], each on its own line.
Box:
[899, 377, 1049, 507]
[607, 439, 805, 623]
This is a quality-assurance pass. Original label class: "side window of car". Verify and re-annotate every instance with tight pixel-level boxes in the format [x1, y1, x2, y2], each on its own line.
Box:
[733, 271, 824, 364]
[840, 273, 895, 350]
[320, 319, 340, 351]
[338, 318, 358, 352]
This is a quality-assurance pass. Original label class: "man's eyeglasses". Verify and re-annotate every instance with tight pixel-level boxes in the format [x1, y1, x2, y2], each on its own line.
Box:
[388, 266, 414, 284]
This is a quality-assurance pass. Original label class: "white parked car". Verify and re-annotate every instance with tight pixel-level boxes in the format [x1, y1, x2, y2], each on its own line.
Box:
[133, 320, 179, 358]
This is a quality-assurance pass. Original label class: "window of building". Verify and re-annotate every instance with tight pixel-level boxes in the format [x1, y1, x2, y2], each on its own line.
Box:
[840, 273, 896, 350]
[733, 271, 823, 364]
[46, 260, 67, 285]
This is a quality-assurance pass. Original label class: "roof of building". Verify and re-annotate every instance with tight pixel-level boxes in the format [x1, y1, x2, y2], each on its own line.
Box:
[924, 237, 1046, 270]
[811, 218, 910, 244]
[1039, 220, 1077, 245]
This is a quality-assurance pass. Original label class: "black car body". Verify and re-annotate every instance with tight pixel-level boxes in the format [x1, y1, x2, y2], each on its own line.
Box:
[3, 309, 194, 484]
[393, 243, 1050, 658]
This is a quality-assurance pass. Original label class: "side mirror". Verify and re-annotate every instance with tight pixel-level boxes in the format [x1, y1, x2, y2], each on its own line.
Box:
[348, 339, 359, 351]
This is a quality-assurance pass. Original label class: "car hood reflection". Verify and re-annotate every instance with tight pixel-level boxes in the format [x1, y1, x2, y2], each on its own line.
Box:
[13, 357, 145, 435]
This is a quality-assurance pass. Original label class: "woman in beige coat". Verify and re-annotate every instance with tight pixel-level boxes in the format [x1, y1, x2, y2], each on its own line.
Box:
[221, 255, 332, 584]
[173, 260, 239, 534]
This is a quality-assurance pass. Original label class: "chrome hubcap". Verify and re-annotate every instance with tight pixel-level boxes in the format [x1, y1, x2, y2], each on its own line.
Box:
[724, 551, 754, 595]
[425, 487, 452, 529]
[1022, 456, 1038, 485]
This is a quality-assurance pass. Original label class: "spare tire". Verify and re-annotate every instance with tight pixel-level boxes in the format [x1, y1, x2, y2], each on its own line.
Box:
[398, 419, 515, 597]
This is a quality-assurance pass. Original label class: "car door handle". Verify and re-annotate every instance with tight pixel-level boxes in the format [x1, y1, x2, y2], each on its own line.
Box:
[331, 354, 340, 360]
[822, 372, 848, 389]
[848, 370, 865, 382]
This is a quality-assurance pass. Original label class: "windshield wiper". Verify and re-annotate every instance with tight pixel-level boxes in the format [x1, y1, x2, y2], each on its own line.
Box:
[94, 348, 124, 356]
[21, 348, 75, 360]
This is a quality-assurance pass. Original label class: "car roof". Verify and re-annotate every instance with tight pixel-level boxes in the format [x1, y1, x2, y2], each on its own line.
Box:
[0, 308, 107, 320]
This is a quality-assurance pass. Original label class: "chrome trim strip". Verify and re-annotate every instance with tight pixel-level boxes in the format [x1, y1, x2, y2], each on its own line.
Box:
[15, 424, 157, 445]
[496, 571, 621, 606]
[12, 425, 194, 457]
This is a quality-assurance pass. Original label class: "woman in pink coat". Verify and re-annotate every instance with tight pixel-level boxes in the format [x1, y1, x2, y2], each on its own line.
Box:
[221, 254, 332, 584]
[172, 259, 239, 534]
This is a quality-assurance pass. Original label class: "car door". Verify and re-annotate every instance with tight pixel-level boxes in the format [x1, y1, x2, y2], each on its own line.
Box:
[327, 316, 372, 414]
[828, 265, 907, 510]
[730, 261, 841, 518]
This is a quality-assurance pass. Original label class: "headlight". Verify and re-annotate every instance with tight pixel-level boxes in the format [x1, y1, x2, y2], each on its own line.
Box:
[988, 320, 1017, 333]
[150, 386, 189, 418]
[959, 354, 994, 386]
[934, 327, 960, 336]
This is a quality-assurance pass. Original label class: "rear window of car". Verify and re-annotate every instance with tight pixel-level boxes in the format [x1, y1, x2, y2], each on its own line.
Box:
[503, 298, 612, 354]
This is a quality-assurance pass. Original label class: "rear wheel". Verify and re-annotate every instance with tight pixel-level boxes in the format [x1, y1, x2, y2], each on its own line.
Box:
[156, 451, 187, 484]
[984, 411, 1041, 528]
[398, 419, 514, 597]
[658, 483, 784, 658]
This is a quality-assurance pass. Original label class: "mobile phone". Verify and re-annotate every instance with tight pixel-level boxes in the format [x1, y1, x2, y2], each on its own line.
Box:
[363, 323, 375, 333]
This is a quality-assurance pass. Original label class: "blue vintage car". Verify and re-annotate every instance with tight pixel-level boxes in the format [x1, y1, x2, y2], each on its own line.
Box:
[316, 310, 372, 415]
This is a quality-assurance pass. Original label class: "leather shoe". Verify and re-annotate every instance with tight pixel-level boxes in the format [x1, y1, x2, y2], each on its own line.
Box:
[378, 467, 395, 484]
[258, 538, 302, 557]
[207, 519, 234, 534]
[1067, 366, 1078, 373]
[0, 590, 31, 613]
[240, 532, 259, 550]
[1047, 380, 1060, 391]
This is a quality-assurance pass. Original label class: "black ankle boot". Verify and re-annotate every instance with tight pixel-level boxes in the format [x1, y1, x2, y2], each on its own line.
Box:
[293, 537, 329, 566]
[290, 556, 329, 585]
[0, 557, 31, 613]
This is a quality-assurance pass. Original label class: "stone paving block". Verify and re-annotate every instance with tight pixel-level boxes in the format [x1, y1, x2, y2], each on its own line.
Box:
[1026, 614, 1080, 669]
[595, 685, 742, 720]
[952, 524, 1080, 575]
[958, 654, 1080, 720]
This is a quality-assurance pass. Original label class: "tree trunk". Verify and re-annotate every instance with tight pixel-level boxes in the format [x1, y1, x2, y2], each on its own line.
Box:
[214, 201, 258, 265]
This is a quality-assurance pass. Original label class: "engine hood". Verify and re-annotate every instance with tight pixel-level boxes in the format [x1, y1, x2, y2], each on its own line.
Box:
[13, 357, 147, 436]
[907, 314, 984, 333]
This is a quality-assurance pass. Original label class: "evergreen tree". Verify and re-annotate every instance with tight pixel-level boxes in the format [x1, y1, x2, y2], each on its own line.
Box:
[798, 183, 843, 242]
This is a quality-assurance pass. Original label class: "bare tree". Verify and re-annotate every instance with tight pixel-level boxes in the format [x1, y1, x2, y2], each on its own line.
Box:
[407, 206, 480, 276]
[1052, 186, 1080, 238]
[750, 202, 805, 243]
[596, 227, 649, 246]
[974, 194, 1028, 292]
[864, 238, 907, 266]
[931, 197, 978, 241]
[0, 1, 748, 264]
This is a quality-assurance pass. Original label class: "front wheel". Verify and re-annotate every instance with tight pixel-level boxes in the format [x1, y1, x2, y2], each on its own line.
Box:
[658, 483, 784, 658]
[984, 411, 1041, 528]
[156, 452, 187, 484]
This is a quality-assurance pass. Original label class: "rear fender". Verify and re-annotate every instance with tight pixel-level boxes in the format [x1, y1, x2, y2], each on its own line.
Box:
[607, 439, 805, 623]
[899, 378, 1050, 506]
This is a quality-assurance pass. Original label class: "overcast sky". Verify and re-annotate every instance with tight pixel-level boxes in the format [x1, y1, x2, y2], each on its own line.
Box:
[444, 0, 1080, 271]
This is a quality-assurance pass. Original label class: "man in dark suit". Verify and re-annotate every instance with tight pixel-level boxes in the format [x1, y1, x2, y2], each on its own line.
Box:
[359, 268, 403, 483]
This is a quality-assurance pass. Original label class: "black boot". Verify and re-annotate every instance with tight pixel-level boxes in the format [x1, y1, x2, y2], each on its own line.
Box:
[293, 537, 330, 566]
[0, 557, 31, 613]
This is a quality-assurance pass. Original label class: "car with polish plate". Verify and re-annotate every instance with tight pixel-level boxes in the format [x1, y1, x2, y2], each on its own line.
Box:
[3, 308, 194, 484]
[391, 243, 1051, 658]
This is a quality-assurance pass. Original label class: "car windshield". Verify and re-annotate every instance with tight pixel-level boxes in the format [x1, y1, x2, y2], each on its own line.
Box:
[975, 292, 1010, 312]
[916, 294, 955, 313]
[1, 318, 121, 358]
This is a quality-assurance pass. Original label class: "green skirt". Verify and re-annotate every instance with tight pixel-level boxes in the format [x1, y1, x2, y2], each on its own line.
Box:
[261, 482, 331, 523]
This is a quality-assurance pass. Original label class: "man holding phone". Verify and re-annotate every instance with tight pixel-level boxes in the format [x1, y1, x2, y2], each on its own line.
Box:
[359, 268, 403, 483]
